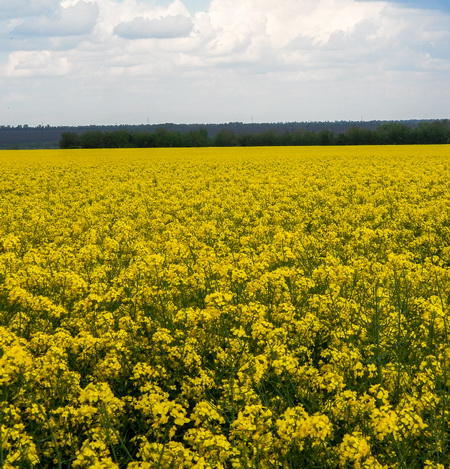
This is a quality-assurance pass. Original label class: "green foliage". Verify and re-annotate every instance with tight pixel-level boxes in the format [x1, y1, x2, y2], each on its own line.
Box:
[59, 120, 450, 148]
[59, 132, 80, 149]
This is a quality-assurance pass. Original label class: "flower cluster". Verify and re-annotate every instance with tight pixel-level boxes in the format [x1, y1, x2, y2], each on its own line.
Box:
[0, 145, 449, 467]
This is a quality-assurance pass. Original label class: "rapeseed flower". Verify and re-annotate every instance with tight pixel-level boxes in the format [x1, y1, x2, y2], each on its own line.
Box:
[0, 145, 449, 467]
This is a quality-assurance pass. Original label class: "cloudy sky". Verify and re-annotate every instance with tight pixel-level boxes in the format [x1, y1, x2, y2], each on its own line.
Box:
[1, 0, 449, 126]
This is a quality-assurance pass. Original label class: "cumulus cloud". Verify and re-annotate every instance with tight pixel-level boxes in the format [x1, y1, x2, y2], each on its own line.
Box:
[6, 50, 71, 77]
[152, 1, 365, 72]
[12, 1, 99, 36]
[206, 0, 383, 46]
[114, 15, 194, 39]
[183, 0, 450, 76]
[0, 0, 60, 19]
[1, 0, 450, 125]
[4, 0, 448, 76]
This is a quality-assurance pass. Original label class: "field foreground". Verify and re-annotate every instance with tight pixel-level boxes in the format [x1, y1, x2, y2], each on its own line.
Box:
[1, 146, 450, 468]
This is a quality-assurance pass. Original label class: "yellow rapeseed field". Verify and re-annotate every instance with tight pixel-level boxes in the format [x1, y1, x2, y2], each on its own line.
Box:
[1, 145, 450, 468]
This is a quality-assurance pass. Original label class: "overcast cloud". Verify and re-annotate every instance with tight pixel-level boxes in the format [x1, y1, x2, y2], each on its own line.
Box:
[114, 15, 194, 39]
[13, 1, 99, 37]
[1, 0, 449, 126]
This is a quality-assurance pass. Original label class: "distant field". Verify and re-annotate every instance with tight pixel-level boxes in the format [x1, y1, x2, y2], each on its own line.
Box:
[1, 146, 450, 468]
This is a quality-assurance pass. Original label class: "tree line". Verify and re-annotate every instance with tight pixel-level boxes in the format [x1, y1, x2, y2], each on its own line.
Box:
[60, 120, 450, 149]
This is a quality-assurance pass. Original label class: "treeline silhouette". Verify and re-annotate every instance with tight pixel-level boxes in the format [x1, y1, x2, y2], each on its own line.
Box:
[60, 120, 450, 149]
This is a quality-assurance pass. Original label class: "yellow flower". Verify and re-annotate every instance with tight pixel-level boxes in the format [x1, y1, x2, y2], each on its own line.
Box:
[338, 432, 371, 466]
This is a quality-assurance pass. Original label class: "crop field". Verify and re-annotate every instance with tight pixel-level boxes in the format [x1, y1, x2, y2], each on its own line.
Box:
[1, 145, 450, 468]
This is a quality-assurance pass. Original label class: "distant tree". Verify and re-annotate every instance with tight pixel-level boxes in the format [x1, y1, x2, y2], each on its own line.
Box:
[302, 130, 320, 146]
[238, 133, 257, 146]
[415, 120, 450, 144]
[132, 131, 156, 147]
[214, 129, 238, 146]
[59, 132, 80, 149]
[318, 129, 335, 145]
[80, 130, 105, 148]
[154, 128, 184, 147]
[281, 131, 293, 146]
[376, 123, 412, 144]
[184, 128, 209, 147]
[344, 126, 376, 145]
[258, 130, 279, 146]
[107, 130, 132, 148]
[58, 119, 450, 150]
[290, 130, 306, 146]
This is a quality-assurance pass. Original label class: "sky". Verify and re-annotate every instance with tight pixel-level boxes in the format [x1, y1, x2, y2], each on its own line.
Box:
[1, 0, 449, 126]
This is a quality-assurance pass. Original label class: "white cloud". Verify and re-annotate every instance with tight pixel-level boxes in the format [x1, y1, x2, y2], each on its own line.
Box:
[206, 0, 383, 47]
[175, 0, 390, 69]
[6, 50, 71, 77]
[1, 0, 450, 125]
[114, 15, 193, 39]
[0, 0, 60, 19]
[13, 1, 99, 36]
